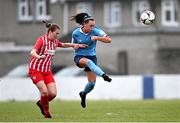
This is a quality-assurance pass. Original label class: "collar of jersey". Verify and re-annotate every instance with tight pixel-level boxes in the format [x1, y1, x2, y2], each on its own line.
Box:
[79, 28, 89, 35]
[46, 34, 54, 41]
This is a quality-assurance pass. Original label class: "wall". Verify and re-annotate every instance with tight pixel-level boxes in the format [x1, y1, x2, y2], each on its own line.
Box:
[96, 34, 158, 74]
[0, 75, 180, 101]
[1, 0, 180, 76]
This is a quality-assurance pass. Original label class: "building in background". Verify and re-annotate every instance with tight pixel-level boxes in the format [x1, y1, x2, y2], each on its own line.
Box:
[0, 0, 180, 76]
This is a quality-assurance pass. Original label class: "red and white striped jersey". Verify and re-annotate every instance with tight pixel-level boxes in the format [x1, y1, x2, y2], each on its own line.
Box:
[29, 34, 62, 73]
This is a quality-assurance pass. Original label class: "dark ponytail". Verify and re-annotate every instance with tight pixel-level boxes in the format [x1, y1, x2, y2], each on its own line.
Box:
[71, 13, 94, 25]
[42, 20, 52, 28]
[42, 20, 60, 33]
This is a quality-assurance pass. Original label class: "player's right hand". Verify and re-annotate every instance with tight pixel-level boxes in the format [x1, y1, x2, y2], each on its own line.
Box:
[78, 44, 88, 48]
[39, 55, 46, 59]
[73, 44, 88, 49]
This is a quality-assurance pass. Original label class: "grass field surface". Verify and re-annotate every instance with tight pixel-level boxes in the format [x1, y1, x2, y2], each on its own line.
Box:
[0, 100, 180, 122]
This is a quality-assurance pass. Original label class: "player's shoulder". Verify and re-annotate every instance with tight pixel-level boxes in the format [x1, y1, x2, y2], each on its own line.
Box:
[72, 27, 80, 35]
[93, 26, 102, 31]
[38, 34, 46, 40]
[93, 26, 106, 36]
[36, 35, 45, 42]
[93, 26, 104, 33]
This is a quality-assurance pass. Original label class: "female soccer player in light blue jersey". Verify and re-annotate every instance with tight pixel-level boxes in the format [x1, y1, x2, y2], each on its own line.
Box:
[71, 13, 112, 108]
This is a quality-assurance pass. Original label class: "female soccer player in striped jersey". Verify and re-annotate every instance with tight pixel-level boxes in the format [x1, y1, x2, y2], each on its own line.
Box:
[29, 21, 87, 118]
[71, 13, 112, 108]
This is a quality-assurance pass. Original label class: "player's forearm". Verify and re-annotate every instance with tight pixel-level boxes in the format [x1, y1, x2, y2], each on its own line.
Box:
[30, 49, 41, 59]
[94, 36, 112, 43]
[61, 43, 75, 48]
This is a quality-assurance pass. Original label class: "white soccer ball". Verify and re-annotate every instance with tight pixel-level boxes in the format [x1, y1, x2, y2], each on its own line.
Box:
[140, 10, 155, 25]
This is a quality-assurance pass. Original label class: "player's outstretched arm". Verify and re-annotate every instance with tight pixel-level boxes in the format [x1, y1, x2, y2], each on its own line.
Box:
[91, 36, 112, 43]
[61, 43, 88, 49]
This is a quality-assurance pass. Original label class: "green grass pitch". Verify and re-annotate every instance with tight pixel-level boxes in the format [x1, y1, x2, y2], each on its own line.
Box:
[0, 100, 180, 122]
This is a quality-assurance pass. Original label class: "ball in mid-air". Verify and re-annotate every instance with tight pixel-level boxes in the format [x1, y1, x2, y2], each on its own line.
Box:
[140, 10, 155, 25]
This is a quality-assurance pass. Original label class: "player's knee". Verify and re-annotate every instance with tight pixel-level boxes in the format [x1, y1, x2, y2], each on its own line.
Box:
[79, 58, 88, 67]
[88, 78, 96, 82]
[48, 93, 56, 101]
[41, 90, 48, 96]
[51, 93, 57, 98]
[49, 91, 57, 99]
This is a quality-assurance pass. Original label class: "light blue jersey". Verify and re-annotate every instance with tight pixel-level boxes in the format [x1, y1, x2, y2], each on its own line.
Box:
[72, 27, 107, 56]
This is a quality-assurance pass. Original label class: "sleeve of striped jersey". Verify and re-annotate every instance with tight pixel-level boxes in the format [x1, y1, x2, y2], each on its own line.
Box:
[57, 41, 63, 47]
[33, 37, 43, 50]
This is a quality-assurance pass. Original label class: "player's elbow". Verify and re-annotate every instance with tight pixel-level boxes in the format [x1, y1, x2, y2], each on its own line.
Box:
[60, 43, 66, 48]
[108, 38, 112, 43]
[105, 36, 112, 43]
[30, 50, 33, 56]
[106, 38, 112, 43]
[30, 49, 36, 56]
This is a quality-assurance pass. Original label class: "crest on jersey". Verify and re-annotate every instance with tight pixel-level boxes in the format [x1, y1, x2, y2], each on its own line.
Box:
[32, 76, 36, 80]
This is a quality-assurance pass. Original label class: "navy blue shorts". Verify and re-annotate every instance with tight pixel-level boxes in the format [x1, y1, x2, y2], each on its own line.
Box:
[74, 55, 97, 72]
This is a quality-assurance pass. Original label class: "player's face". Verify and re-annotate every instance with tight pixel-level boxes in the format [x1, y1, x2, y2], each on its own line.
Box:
[50, 29, 60, 40]
[84, 20, 95, 33]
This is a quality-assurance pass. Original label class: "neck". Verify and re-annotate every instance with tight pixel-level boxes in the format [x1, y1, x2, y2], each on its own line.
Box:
[82, 27, 89, 34]
[47, 34, 53, 40]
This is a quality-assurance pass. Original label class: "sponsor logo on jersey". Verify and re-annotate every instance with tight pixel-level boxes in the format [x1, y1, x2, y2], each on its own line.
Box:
[45, 50, 55, 55]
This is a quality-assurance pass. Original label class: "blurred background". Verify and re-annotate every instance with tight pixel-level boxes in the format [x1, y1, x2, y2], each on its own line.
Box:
[0, 0, 180, 101]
